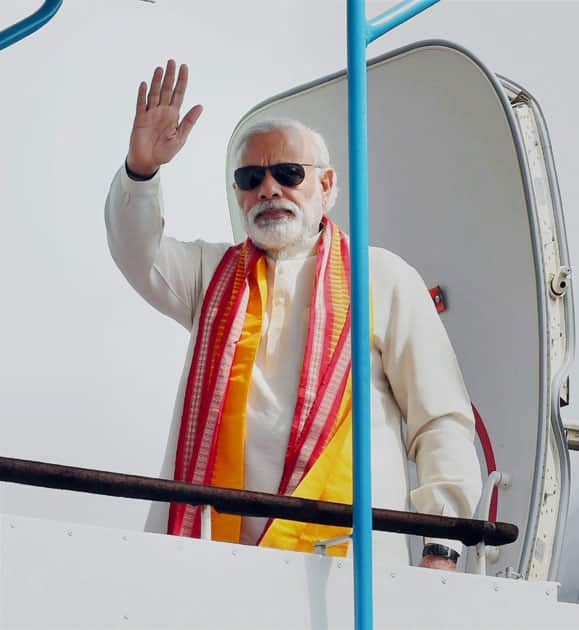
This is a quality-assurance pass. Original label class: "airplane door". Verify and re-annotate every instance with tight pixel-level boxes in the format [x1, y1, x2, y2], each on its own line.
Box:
[226, 41, 574, 581]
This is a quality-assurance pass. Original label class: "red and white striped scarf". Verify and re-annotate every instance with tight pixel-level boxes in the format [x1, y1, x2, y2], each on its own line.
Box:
[168, 217, 351, 538]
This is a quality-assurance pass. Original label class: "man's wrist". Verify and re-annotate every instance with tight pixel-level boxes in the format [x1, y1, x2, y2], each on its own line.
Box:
[422, 543, 460, 564]
[125, 158, 159, 181]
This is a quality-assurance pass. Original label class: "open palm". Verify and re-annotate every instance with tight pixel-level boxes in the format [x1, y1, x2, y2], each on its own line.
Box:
[127, 59, 203, 177]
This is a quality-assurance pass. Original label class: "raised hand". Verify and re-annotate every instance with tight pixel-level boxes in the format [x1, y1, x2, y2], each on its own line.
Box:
[127, 59, 203, 177]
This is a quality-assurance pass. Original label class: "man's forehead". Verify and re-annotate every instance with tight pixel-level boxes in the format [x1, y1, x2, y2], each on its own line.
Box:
[240, 127, 315, 164]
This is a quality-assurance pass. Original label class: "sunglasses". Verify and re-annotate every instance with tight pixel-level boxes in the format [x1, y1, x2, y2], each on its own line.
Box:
[234, 162, 321, 191]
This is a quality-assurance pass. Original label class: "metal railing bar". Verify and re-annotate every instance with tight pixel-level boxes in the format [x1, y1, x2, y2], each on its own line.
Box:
[0, 456, 517, 547]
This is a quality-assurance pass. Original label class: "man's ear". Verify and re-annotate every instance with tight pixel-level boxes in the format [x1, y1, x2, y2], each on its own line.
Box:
[320, 168, 335, 210]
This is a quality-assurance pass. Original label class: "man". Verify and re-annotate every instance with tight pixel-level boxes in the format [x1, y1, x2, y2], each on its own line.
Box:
[105, 60, 482, 571]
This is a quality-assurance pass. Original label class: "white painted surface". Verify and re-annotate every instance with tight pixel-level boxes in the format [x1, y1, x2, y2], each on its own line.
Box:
[0, 514, 578, 629]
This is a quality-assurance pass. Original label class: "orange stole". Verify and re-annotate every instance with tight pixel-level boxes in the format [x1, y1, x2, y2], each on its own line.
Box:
[210, 257, 267, 543]
[259, 379, 353, 557]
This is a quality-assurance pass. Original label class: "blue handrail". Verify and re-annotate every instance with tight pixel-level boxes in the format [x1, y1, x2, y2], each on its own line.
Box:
[367, 0, 440, 44]
[0, 0, 63, 51]
[346, 1, 440, 628]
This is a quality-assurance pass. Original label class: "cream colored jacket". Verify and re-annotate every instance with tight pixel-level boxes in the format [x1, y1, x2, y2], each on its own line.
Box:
[105, 166, 482, 566]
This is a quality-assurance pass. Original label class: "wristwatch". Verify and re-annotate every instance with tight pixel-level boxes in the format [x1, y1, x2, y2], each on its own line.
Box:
[422, 543, 460, 563]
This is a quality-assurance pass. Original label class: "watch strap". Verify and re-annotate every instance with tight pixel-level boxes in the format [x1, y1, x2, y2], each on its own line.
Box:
[125, 159, 158, 181]
[422, 543, 460, 563]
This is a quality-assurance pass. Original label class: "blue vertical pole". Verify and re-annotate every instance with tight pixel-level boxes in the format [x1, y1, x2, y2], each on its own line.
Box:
[347, 1, 374, 629]
[347, 1, 441, 629]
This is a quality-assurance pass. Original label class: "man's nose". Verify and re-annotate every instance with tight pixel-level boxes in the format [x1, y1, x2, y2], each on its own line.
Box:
[257, 169, 282, 200]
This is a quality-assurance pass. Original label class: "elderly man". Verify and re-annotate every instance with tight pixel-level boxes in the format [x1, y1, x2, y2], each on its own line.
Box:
[105, 60, 482, 571]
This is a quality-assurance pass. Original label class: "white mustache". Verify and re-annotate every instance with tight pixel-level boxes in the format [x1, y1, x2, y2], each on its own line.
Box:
[247, 199, 301, 223]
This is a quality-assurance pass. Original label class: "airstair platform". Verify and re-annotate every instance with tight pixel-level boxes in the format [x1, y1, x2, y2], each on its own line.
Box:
[1, 513, 577, 629]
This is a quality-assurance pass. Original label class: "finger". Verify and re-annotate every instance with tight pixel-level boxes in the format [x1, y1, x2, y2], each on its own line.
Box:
[170, 63, 188, 109]
[159, 59, 176, 106]
[147, 66, 163, 109]
[136, 81, 147, 114]
[177, 104, 203, 144]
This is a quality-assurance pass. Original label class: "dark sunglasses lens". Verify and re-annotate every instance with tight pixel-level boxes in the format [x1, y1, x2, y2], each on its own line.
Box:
[271, 163, 306, 187]
[234, 163, 306, 190]
[234, 166, 265, 190]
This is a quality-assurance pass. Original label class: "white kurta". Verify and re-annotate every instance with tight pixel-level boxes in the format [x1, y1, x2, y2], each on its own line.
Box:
[105, 166, 482, 565]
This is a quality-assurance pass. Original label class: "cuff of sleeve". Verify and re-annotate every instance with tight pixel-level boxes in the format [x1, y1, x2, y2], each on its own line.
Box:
[119, 161, 161, 195]
[424, 537, 462, 556]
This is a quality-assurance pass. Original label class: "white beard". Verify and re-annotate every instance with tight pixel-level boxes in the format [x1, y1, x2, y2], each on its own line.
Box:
[241, 198, 323, 253]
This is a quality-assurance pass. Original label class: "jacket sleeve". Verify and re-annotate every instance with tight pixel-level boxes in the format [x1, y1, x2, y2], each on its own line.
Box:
[104, 165, 207, 330]
[380, 260, 482, 554]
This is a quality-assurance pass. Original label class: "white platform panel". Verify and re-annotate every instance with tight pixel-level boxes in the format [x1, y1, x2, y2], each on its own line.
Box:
[1, 514, 578, 629]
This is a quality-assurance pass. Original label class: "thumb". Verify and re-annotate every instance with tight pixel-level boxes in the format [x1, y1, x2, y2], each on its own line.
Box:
[177, 104, 203, 145]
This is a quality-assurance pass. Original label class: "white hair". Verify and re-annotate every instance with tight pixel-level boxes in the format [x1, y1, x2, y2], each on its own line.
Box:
[233, 118, 339, 210]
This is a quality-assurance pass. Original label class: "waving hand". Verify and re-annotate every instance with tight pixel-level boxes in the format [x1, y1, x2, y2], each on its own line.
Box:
[127, 60, 203, 177]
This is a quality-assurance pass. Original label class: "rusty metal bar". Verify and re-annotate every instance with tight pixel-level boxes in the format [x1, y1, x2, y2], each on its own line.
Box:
[0, 456, 517, 547]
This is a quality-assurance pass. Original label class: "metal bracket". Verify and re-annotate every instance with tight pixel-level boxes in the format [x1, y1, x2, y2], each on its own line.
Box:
[314, 535, 352, 556]
[200, 505, 212, 540]
[475, 472, 511, 522]
[565, 424, 579, 451]
[472, 471, 511, 575]
[549, 266, 572, 298]
[510, 91, 530, 108]
[496, 566, 523, 580]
